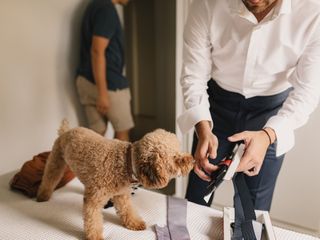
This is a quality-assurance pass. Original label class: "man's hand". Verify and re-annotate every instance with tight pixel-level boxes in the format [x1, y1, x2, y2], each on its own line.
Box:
[96, 91, 110, 115]
[228, 128, 275, 176]
[194, 121, 219, 181]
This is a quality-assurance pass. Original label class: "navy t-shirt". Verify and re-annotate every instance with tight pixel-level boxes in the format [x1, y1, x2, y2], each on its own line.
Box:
[77, 0, 128, 90]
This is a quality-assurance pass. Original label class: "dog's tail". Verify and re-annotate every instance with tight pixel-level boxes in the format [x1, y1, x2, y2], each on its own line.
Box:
[58, 119, 70, 136]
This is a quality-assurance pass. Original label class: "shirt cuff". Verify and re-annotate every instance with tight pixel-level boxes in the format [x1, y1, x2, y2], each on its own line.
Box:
[177, 105, 213, 134]
[264, 116, 295, 157]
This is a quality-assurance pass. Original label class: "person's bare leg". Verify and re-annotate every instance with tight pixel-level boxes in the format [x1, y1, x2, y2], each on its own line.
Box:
[114, 130, 130, 141]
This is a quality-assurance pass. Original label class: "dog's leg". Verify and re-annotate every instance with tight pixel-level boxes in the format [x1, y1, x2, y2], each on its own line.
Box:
[37, 140, 66, 202]
[112, 193, 146, 231]
[83, 188, 109, 240]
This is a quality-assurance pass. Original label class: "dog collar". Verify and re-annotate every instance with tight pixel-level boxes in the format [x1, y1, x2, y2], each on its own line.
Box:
[126, 144, 138, 183]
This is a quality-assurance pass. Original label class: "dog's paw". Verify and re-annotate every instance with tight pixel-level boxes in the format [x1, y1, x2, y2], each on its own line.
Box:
[85, 232, 104, 240]
[124, 218, 146, 231]
[85, 237, 103, 240]
[36, 191, 51, 202]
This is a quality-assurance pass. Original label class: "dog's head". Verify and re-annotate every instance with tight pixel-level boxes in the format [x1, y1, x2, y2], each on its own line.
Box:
[133, 129, 194, 189]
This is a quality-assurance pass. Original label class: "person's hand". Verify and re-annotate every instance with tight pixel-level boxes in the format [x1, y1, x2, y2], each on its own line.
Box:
[228, 128, 275, 176]
[194, 121, 219, 181]
[96, 91, 110, 115]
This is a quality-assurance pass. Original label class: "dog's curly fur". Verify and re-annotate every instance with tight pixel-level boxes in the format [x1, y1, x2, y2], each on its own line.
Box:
[37, 120, 194, 240]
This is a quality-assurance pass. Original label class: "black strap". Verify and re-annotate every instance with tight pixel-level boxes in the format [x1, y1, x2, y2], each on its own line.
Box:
[207, 191, 215, 207]
[234, 173, 257, 240]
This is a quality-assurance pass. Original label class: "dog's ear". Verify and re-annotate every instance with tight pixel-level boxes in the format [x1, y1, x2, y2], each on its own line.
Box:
[173, 153, 194, 176]
[139, 163, 161, 186]
[138, 153, 169, 189]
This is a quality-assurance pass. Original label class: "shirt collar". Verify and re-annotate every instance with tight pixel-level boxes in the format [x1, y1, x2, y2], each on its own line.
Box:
[227, 0, 292, 20]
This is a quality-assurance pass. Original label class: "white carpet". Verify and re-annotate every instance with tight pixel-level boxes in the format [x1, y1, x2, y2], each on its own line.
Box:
[0, 171, 318, 240]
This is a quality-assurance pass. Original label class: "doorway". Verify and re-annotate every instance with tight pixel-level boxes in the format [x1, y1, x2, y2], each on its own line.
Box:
[124, 0, 176, 194]
[124, 0, 176, 140]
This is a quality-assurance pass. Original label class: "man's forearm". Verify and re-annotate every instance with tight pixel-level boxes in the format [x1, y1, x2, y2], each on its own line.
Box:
[91, 51, 108, 95]
[195, 121, 211, 138]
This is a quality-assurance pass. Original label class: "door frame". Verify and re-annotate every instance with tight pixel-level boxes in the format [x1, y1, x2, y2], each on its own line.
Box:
[175, 0, 194, 197]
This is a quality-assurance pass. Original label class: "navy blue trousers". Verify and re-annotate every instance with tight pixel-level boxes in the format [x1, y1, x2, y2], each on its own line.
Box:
[185, 80, 291, 212]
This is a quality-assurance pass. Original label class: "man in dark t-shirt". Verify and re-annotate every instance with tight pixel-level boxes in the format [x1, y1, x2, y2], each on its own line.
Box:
[76, 0, 134, 141]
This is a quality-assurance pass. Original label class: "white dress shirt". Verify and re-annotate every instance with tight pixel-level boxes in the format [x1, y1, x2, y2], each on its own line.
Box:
[178, 0, 320, 156]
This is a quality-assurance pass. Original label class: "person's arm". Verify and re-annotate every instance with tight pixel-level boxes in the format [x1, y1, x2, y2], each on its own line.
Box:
[229, 18, 320, 176]
[91, 35, 110, 115]
[194, 121, 219, 181]
[90, 5, 117, 114]
[264, 24, 320, 156]
[177, 0, 218, 181]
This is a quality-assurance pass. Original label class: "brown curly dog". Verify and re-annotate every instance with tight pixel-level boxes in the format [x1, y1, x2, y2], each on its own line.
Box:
[37, 120, 194, 240]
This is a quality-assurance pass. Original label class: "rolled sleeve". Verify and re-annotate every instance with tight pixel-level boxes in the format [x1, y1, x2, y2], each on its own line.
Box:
[177, 102, 212, 134]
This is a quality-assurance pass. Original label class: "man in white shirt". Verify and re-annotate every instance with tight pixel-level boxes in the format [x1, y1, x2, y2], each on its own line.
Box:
[178, 0, 320, 234]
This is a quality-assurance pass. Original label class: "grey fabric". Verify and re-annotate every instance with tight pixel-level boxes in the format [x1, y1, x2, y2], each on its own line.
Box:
[155, 225, 170, 240]
[155, 196, 191, 240]
[167, 197, 191, 240]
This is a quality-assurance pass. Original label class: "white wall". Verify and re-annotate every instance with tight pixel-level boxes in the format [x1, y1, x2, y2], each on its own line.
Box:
[271, 112, 320, 234]
[0, 0, 89, 174]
